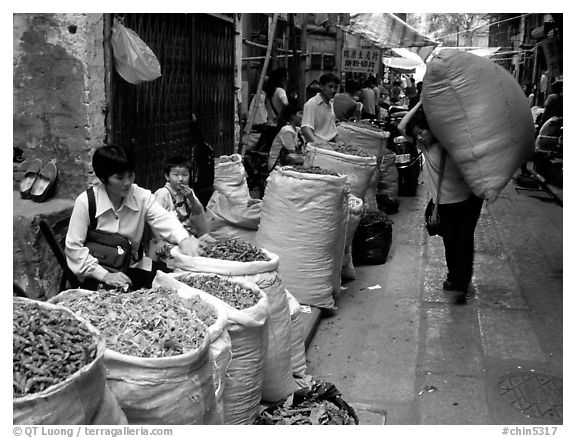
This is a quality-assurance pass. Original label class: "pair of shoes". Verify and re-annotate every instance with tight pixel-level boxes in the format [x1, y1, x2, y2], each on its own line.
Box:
[448, 290, 469, 305]
[19, 159, 58, 202]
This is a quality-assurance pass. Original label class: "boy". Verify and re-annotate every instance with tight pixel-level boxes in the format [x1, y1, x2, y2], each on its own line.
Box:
[149, 155, 209, 261]
[301, 73, 340, 144]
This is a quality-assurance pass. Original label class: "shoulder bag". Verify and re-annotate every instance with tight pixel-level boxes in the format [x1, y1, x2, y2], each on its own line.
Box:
[84, 187, 132, 272]
[425, 149, 447, 237]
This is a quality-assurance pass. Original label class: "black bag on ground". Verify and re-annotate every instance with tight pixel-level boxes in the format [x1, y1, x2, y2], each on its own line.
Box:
[85, 187, 132, 272]
[352, 211, 393, 265]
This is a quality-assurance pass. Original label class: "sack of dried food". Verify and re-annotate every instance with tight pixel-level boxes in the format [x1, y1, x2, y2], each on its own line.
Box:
[50, 287, 222, 425]
[255, 166, 349, 310]
[13, 297, 126, 425]
[422, 49, 535, 201]
[169, 239, 295, 403]
[304, 141, 377, 200]
[206, 154, 261, 242]
[285, 290, 307, 378]
[157, 272, 270, 425]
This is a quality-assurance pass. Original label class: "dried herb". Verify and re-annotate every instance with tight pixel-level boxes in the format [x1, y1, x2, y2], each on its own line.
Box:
[257, 399, 356, 425]
[328, 142, 372, 157]
[55, 287, 216, 358]
[289, 166, 340, 177]
[13, 300, 98, 397]
[175, 274, 260, 310]
[203, 238, 270, 262]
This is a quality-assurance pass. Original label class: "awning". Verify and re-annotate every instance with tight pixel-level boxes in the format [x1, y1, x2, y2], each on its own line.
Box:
[346, 13, 438, 53]
[382, 48, 426, 70]
[430, 46, 503, 59]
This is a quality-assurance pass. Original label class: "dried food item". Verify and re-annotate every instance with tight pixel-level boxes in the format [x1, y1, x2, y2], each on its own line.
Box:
[203, 238, 270, 262]
[328, 142, 372, 157]
[348, 120, 387, 134]
[255, 381, 358, 425]
[13, 300, 98, 397]
[175, 274, 260, 310]
[289, 166, 340, 177]
[55, 287, 216, 358]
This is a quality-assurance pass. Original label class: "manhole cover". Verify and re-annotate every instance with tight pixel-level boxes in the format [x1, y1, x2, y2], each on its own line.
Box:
[497, 372, 562, 421]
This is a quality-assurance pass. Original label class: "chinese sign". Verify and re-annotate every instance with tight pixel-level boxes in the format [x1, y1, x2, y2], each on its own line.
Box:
[341, 47, 381, 74]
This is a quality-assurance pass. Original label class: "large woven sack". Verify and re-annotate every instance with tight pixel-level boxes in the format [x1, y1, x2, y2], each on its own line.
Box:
[421, 49, 535, 201]
[336, 122, 390, 159]
[157, 271, 270, 425]
[152, 272, 231, 421]
[51, 289, 222, 425]
[168, 247, 295, 403]
[213, 153, 252, 199]
[206, 191, 260, 243]
[337, 123, 390, 211]
[304, 142, 377, 200]
[14, 297, 125, 425]
[207, 154, 261, 241]
[377, 148, 399, 202]
[255, 167, 349, 310]
[285, 290, 307, 376]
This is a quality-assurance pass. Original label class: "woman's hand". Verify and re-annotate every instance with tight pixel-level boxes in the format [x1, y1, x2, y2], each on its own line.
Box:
[178, 236, 203, 257]
[103, 271, 132, 288]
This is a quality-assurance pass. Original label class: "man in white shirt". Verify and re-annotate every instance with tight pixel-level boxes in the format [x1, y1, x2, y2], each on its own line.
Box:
[301, 73, 340, 144]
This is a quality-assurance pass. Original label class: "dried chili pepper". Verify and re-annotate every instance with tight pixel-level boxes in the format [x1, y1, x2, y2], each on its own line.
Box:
[13, 300, 98, 397]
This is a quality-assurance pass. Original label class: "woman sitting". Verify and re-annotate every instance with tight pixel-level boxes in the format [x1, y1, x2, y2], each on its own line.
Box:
[65, 144, 203, 290]
[268, 103, 304, 171]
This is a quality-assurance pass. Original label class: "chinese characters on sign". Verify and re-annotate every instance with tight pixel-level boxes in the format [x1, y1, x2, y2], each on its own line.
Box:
[341, 47, 382, 74]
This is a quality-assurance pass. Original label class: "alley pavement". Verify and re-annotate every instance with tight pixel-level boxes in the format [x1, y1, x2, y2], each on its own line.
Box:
[305, 176, 563, 426]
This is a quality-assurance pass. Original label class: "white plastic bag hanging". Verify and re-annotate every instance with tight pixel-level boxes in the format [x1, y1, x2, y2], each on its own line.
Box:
[111, 20, 162, 85]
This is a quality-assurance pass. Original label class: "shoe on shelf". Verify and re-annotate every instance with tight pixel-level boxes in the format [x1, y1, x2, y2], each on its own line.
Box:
[30, 161, 58, 202]
[19, 159, 43, 199]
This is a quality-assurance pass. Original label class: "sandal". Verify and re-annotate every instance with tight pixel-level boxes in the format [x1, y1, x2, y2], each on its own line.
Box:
[19, 159, 43, 199]
[30, 162, 58, 202]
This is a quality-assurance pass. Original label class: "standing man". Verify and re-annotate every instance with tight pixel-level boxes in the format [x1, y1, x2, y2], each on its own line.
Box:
[301, 73, 340, 143]
[334, 79, 361, 122]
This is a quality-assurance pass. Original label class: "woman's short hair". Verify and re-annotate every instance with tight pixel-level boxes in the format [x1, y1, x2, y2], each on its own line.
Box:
[92, 144, 136, 181]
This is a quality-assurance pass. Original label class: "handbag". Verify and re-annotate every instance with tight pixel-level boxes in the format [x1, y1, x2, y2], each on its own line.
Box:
[84, 187, 132, 272]
[425, 149, 447, 237]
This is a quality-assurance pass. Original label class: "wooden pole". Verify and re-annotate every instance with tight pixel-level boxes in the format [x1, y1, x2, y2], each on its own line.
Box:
[239, 13, 279, 156]
[103, 13, 114, 145]
[300, 13, 309, 107]
[289, 13, 299, 102]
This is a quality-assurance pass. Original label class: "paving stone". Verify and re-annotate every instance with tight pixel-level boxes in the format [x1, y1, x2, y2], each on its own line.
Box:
[349, 402, 387, 425]
[417, 374, 491, 424]
[420, 304, 483, 375]
[473, 253, 529, 310]
[478, 308, 547, 362]
[423, 264, 451, 303]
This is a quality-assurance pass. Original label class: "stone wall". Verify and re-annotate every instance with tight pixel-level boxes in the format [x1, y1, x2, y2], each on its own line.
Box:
[13, 13, 106, 198]
[13, 13, 106, 299]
